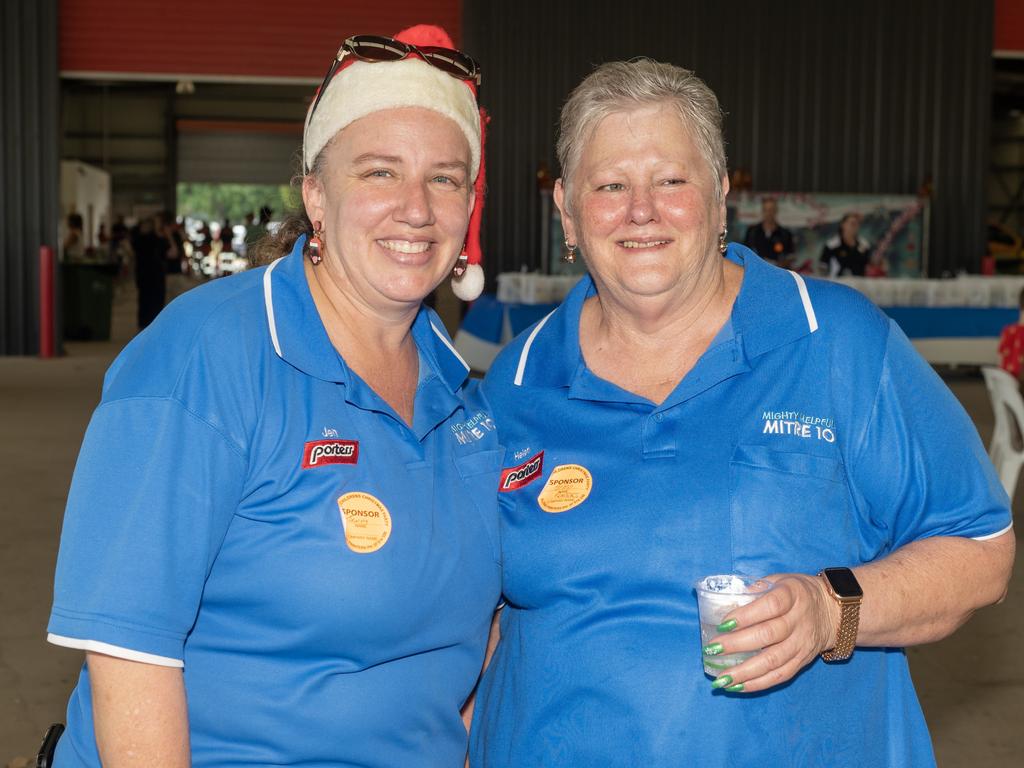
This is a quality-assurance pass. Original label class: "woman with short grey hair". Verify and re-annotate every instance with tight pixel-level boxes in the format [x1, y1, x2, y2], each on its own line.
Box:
[556, 59, 728, 202]
[468, 58, 1014, 767]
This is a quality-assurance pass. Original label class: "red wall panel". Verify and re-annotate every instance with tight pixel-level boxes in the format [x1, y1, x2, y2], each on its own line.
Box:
[60, 0, 462, 81]
[995, 0, 1024, 55]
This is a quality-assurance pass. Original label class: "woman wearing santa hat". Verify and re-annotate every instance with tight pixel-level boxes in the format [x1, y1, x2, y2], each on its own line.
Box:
[46, 26, 500, 767]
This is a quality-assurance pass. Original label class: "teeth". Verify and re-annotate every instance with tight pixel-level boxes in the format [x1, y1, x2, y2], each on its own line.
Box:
[379, 240, 430, 254]
[621, 240, 668, 249]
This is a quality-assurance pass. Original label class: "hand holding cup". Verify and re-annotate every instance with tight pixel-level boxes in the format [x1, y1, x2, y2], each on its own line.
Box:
[697, 573, 840, 693]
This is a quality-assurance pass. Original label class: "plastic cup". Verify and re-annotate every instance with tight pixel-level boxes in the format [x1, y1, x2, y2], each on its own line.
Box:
[695, 574, 774, 677]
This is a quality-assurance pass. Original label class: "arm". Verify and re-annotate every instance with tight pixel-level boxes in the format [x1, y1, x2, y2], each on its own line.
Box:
[461, 610, 501, 732]
[708, 530, 1014, 692]
[48, 398, 247, 757]
[88, 652, 191, 767]
[818, 246, 833, 277]
[854, 530, 1013, 645]
[461, 611, 501, 768]
[775, 228, 795, 269]
[706, 318, 1015, 692]
[827, 255, 841, 278]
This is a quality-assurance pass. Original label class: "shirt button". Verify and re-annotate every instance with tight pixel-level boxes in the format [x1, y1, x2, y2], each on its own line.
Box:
[654, 413, 664, 422]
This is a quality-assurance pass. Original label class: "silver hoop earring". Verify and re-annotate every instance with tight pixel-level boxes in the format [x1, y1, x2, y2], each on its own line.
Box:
[718, 228, 727, 254]
[563, 241, 577, 264]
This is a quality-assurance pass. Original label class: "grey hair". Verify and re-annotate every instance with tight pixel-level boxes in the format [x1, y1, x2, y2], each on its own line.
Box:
[556, 59, 727, 210]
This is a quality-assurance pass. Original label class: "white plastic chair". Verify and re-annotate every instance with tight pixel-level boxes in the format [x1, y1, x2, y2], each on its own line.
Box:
[981, 366, 1024, 502]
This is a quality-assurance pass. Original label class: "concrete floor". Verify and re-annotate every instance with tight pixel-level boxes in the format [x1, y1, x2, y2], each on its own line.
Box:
[1, 279, 1021, 766]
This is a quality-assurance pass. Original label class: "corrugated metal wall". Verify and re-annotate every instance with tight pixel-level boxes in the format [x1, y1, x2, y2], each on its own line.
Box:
[1, 0, 60, 355]
[465, 0, 993, 278]
[59, 0, 462, 81]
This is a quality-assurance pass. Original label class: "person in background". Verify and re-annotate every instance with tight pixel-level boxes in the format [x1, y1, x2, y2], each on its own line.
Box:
[998, 287, 1024, 381]
[821, 212, 871, 276]
[743, 195, 793, 267]
[161, 211, 184, 276]
[219, 218, 234, 253]
[469, 58, 1014, 768]
[129, 215, 167, 328]
[242, 210, 257, 255]
[108, 217, 132, 271]
[243, 209, 268, 257]
[63, 212, 85, 260]
[197, 219, 212, 254]
[47, 24, 496, 768]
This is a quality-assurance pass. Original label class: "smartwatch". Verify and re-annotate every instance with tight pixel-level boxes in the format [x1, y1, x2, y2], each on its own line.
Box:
[818, 567, 863, 662]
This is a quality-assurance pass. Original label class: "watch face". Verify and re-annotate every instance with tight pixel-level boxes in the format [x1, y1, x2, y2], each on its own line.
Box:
[823, 567, 863, 599]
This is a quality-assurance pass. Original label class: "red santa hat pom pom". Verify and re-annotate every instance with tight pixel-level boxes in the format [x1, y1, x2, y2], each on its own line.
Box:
[452, 107, 489, 301]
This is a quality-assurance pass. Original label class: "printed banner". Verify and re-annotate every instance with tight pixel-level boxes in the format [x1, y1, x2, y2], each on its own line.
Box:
[727, 192, 928, 277]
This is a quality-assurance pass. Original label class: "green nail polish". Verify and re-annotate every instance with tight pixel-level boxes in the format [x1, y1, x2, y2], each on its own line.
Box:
[703, 658, 731, 670]
[716, 618, 738, 633]
[711, 675, 733, 689]
[702, 642, 724, 656]
[725, 683, 745, 693]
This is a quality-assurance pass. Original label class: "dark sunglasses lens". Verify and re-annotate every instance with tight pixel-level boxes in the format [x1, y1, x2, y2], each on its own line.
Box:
[419, 47, 477, 78]
[347, 36, 407, 62]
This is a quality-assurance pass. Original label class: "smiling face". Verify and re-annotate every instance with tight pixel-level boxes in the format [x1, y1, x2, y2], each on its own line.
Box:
[554, 102, 728, 304]
[303, 106, 474, 310]
[840, 214, 861, 243]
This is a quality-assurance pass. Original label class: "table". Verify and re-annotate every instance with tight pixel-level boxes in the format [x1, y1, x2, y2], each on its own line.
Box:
[455, 274, 1024, 372]
[454, 294, 557, 372]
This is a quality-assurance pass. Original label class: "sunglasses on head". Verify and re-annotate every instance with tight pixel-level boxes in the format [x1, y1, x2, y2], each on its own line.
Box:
[306, 35, 481, 132]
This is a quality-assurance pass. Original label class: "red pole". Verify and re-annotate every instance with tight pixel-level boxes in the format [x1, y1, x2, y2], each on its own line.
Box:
[39, 245, 55, 358]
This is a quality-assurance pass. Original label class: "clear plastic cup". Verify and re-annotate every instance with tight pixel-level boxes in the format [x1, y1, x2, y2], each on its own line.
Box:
[695, 574, 774, 677]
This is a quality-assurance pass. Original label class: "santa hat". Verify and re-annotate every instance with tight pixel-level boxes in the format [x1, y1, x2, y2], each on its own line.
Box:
[303, 24, 487, 301]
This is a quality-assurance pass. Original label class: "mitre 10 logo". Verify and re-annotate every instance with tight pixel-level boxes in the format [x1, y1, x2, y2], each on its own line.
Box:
[302, 440, 359, 469]
[499, 451, 544, 492]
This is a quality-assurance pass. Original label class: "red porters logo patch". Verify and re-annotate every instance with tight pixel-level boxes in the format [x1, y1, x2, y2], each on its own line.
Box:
[302, 440, 359, 469]
[499, 451, 544, 492]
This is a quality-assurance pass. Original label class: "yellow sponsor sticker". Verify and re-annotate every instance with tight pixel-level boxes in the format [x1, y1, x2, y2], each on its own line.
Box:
[537, 464, 593, 513]
[337, 492, 392, 553]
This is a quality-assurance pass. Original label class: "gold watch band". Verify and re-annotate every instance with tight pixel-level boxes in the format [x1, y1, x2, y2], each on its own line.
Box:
[821, 600, 860, 662]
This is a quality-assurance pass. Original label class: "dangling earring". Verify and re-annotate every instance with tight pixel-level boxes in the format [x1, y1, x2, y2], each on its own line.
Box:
[718, 227, 728, 254]
[304, 221, 325, 265]
[563, 240, 577, 264]
[452, 248, 468, 278]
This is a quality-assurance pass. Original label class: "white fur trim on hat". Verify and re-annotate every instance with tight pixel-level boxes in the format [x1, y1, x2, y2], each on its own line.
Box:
[303, 58, 480, 176]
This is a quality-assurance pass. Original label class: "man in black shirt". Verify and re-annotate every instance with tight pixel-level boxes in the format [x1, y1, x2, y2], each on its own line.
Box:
[130, 216, 168, 329]
[744, 196, 794, 267]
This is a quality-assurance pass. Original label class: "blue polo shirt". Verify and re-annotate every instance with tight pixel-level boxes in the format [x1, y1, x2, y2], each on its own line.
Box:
[48, 239, 503, 767]
[469, 244, 1011, 768]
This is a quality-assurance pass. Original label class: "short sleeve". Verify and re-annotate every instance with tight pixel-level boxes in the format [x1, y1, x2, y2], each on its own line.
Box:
[48, 397, 247, 663]
[849, 321, 1012, 549]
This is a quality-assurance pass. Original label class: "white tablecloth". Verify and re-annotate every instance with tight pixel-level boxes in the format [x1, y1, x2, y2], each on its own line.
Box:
[834, 276, 1024, 308]
[497, 271, 1024, 309]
